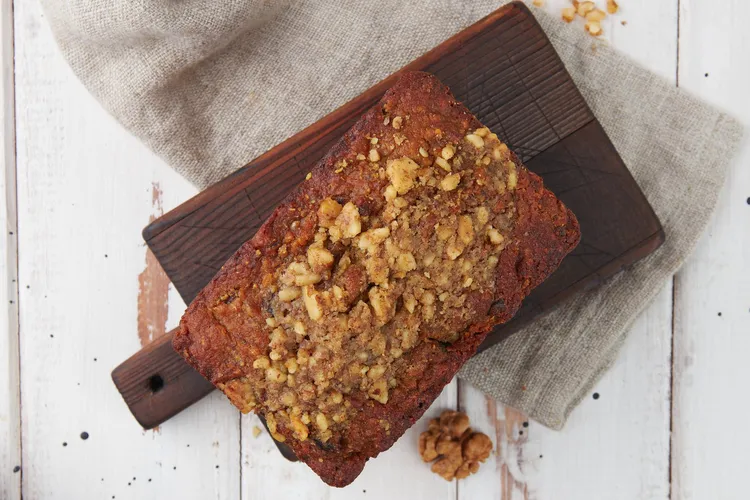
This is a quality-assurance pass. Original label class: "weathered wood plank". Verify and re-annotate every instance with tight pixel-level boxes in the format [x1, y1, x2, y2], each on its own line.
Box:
[12, 1, 240, 498]
[459, 284, 672, 500]
[1, 0, 21, 497]
[672, 1, 750, 499]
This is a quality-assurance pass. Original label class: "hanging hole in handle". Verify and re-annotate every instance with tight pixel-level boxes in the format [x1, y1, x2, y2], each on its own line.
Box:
[148, 374, 165, 393]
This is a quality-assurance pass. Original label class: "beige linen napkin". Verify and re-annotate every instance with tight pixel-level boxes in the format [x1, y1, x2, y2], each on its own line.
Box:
[40, 0, 743, 428]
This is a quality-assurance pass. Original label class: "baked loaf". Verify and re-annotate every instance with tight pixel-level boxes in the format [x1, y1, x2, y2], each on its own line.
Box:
[174, 71, 580, 487]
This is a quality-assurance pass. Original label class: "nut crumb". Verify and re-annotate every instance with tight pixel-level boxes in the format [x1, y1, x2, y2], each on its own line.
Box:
[576, 1, 595, 17]
[585, 21, 602, 36]
[562, 6, 576, 22]
[440, 173, 461, 191]
[607, 0, 619, 14]
[252, 426, 262, 438]
[585, 8, 606, 22]
[305, 172, 312, 180]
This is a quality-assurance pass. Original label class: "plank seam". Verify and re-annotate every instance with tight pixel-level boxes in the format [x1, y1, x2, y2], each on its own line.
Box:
[668, 277, 677, 500]
[239, 413, 243, 500]
[4, 0, 21, 497]
[669, 3, 681, 497]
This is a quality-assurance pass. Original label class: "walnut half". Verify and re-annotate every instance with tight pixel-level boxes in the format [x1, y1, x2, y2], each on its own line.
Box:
[418, 410, 492, 481]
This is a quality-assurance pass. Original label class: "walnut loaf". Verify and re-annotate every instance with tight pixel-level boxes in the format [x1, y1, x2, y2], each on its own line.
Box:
[174, 71, 580, 487]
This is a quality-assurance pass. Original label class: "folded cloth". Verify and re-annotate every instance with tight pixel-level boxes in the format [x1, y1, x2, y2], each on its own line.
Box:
[40, 0, 743, 428]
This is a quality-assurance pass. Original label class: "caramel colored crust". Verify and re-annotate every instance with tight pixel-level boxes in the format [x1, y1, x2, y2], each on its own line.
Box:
[174, 72, 580, 487]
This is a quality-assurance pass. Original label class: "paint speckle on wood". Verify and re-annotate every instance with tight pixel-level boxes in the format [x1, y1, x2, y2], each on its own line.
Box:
[137, 182, 169, 347]
[485, 394, 529, 496]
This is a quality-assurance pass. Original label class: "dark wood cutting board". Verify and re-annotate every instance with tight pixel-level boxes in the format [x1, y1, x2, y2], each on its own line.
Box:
[112, 2, 663, 440]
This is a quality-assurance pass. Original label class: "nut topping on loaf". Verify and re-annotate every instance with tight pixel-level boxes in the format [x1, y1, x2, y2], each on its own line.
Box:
[175, 72, 580, 487]
[248, 124, 518, 445]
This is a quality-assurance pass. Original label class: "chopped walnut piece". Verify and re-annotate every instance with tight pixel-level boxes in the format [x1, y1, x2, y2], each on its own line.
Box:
[418, 410, 492, 481]
[368, 286, 396, 323]
[387, 157, 420, 194]
[457, 216, 475, 245]
[487, 227, 505, 245]
[562, 5, 576, 22]
[368, 378, 389, 404]
[317, 198, 342, 228]
[435, 157, 452, 172]
[302, 285, 322, 321]
[441, 145, 456, 160]
[335, 202, 362, 238]
[577, 1, 595, 16]
[392, 116, 403, 129]
[585, 21, 602, 36]
[585, 8, 606, 22]
[285, 261, 322, 286]
[278, 286, 301, 302]
[475, 206, 489, 226]
[507, 166, 518, 190]
[358, 226, 391, 253]
[440, 173, 461, 191]
[465, 134, 484, 149]
[307, 245, 334, 272]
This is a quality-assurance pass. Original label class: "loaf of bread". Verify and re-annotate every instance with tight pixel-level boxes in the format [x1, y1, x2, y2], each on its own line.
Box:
[174, 71, 580, 487]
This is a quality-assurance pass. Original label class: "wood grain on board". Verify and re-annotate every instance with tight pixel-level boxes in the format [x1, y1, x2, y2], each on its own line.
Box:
[113, 1, 663, 436]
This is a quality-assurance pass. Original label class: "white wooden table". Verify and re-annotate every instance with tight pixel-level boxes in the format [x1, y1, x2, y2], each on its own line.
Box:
[2, 1, 749, 498]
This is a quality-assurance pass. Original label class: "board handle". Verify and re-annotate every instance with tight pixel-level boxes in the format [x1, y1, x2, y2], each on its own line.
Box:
[111, 329, 299, 461]
[111, 328, 213, 429]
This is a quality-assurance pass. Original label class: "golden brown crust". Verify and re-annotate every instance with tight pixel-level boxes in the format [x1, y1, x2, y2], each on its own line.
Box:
[174, 72, 580, 487]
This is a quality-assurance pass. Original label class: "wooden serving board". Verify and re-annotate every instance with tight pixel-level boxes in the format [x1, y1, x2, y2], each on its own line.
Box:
[112, 1, 663, 438]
